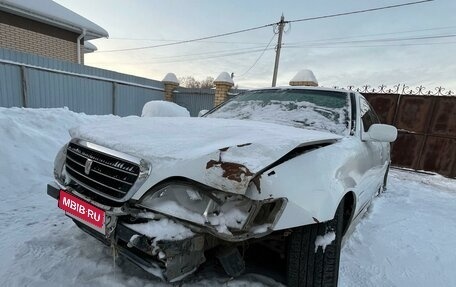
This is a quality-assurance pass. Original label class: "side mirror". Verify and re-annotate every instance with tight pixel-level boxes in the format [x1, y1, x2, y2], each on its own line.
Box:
[363, 124, 397, 142]
[198, 109, 209, 117]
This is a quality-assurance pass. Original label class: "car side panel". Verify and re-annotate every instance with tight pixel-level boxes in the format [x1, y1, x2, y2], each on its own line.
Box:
[244, 137, 385, 230]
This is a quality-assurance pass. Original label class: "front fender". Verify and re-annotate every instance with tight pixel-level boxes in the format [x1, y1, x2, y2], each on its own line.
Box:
[245, 138, 361, 230]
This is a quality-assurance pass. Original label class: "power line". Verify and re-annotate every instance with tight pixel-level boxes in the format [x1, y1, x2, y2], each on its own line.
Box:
[283, 41, 456, 49]
[137, 45, 267, 60]
[284, 33, 456, 47]
[91, 35, 456, 65]
[99, 27, 456, 63]
[287, 25, 456, 45]
[92, 47, 275, 65]
[108, 37, 269, 45]
[90, 46, 269, 64]
[109, 24, 455, 46]
[238, 34, 276, 78]
[97, 23, 275, 53]
[96, 0, 433, 53]
[286, 0, 434, 23]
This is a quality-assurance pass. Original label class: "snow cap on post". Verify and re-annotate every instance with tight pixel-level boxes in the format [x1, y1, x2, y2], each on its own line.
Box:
[162, 73, 179, 85]
[214, 72, 234, 106]
[289, 69, 318, 87]
[214, 72, 234, 86]
[162, 73, 179, 102]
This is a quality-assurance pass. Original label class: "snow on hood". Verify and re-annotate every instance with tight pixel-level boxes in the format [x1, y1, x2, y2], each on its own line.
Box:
[70, 117, 341, 193]
[71, 117, 339, 166]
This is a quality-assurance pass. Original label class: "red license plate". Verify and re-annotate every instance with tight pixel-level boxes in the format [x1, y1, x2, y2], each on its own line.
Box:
[58, 190, 105, 231]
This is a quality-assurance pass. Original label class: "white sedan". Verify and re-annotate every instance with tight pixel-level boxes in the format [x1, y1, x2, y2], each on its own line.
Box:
[48, 82, 397, 286]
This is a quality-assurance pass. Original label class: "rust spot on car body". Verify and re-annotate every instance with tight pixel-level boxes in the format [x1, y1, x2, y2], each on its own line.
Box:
[206, 160, 254, 182]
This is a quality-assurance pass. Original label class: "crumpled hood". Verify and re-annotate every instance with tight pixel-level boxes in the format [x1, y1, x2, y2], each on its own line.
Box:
[70, 117, 341, 194]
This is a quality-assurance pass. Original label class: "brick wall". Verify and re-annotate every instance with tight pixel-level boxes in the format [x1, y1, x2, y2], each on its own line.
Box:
[0, 10, 83, 63]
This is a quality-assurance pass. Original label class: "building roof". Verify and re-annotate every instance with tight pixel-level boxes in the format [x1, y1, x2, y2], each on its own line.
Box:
[0, 0, 108, 40]
[83, 41, 97, 53]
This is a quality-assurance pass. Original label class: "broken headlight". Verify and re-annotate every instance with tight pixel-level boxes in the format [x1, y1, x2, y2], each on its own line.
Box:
[137, 183, 254, 232]
[138, 183, 217, 224]
[137, 182, 287, 237]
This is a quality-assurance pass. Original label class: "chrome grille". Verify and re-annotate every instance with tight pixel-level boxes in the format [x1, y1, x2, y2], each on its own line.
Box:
[65, 142, 141, 199]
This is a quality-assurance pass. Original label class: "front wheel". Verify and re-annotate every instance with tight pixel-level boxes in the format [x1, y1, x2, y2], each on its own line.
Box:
[286, 200, 344, 287]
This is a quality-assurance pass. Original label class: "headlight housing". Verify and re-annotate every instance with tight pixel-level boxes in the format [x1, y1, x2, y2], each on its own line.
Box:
[137, 182, 286, 237]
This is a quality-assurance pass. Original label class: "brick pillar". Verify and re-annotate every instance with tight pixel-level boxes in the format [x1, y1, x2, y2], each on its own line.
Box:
[162, 73, 179, 101]
[214, 72, 234, 106]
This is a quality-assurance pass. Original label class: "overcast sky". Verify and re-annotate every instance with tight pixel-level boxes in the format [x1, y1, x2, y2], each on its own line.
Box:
[55, 0, 456, 91]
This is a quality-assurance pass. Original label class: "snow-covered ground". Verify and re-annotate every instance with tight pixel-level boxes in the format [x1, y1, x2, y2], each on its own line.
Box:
[0, 107, 455, 287]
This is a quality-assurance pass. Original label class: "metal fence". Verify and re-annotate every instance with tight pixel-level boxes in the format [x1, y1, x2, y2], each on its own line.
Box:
[172, 88, 245, 116]
[0, 48, 164, 115]
[173, 88, 215, 117]
[364, 92, 456, 178]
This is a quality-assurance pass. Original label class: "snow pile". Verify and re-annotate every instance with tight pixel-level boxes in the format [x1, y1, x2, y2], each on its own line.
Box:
[141, 100, 190, 117]
[1, 107, 456, 286]
[314, 231, 336, 252]
[339, 170, 456, 287]
[124, 218, 194, 241]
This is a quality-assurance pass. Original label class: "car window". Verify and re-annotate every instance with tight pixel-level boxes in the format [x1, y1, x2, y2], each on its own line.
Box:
[206, 89, 350, 135]
[360, 96, 380, 132]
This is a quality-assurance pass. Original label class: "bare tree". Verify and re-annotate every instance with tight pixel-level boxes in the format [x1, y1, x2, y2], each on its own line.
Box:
[200, 76, 214, 88]
[179, 76, 214, 88]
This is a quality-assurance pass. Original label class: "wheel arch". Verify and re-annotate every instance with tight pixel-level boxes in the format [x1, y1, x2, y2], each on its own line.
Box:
[339, 191, 356, 236]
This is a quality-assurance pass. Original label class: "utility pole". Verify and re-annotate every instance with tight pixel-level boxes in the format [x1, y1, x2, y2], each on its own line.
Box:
[272, 14, 285, 87]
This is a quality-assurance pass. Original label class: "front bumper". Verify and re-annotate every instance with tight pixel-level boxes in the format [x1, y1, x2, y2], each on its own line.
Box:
[47, 183, 206, 282]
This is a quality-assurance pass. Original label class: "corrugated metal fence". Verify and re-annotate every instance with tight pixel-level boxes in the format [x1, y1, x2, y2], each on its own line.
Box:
[173, 88, 215, 117]
[0, 48, 164, 115]
[173, 88, 245, 116]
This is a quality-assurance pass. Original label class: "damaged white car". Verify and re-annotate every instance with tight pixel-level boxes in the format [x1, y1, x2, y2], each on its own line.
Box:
[48, 79, 397, 286]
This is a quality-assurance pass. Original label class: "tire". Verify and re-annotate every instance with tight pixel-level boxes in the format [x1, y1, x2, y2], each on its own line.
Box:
[286, 200, 344, 287]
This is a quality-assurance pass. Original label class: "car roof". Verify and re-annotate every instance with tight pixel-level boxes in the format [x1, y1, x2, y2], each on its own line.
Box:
[249, 86, 351, 94]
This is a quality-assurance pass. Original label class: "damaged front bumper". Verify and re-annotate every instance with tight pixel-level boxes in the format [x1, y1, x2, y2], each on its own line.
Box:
[47, 183, 206, 282]
[76, 219, 206, 282]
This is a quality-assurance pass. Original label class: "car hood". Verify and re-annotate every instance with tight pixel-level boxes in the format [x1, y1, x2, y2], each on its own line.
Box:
[70, 117, 341, 195]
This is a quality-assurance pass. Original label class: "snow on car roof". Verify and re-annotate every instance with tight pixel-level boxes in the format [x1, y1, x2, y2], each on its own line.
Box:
[249, 85, 351, 94]
[0, 0, 108, 39]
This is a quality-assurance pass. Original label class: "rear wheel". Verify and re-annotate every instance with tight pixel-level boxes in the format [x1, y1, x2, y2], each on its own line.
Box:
[286, 200, 344, 287]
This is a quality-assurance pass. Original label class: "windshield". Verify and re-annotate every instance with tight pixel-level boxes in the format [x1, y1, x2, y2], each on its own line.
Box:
[206, 89, 350, 135]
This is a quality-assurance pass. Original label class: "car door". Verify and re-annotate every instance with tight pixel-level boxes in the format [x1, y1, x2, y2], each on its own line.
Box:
[356, 95, 386, 208]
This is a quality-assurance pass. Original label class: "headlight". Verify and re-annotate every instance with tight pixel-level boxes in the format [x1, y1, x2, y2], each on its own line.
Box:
[54, 143, 68, 184]
[137, 183, 255, 233]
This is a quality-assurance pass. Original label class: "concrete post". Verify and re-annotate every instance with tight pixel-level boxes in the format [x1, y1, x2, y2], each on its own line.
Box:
[214, 72, 234, 106]
[162, 73, 179, 102]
